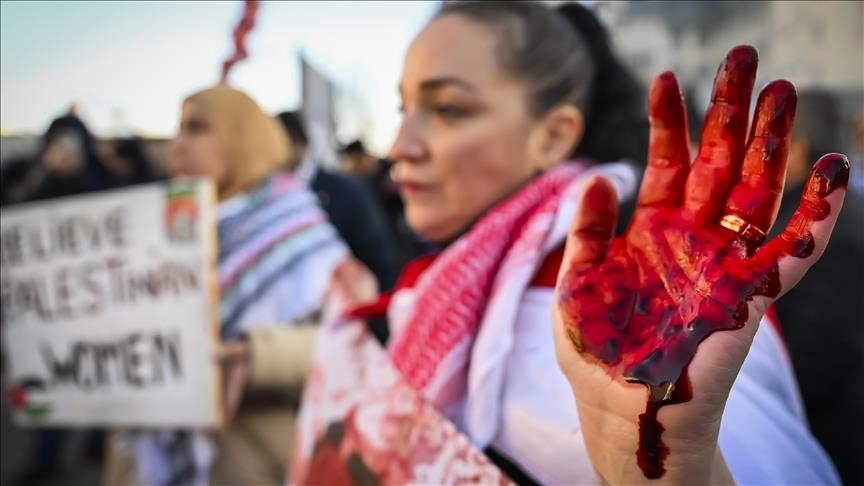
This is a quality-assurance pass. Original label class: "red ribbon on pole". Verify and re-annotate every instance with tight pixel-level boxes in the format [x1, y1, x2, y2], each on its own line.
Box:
[221, 0, 260, 83]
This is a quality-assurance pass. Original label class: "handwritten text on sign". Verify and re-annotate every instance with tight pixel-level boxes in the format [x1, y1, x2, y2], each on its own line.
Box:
[1, 180, 221, 427]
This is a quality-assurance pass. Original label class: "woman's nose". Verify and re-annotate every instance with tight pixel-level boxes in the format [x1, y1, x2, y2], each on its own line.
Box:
[387, 117, 426, 164]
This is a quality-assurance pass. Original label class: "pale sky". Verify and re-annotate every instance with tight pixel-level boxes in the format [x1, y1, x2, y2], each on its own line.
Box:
[0, 0, 440, 154]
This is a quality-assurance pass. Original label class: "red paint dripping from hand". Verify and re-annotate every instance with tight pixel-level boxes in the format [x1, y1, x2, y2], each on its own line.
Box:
[553, 45, 851, 482]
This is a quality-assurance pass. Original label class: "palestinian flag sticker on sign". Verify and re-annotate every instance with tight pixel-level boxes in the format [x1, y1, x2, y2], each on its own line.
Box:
[164, 182, 199, 244]
[8, 377, 52, 421]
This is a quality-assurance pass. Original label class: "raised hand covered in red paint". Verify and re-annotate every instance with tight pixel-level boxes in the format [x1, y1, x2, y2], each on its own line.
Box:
[552, 45, 850, 484]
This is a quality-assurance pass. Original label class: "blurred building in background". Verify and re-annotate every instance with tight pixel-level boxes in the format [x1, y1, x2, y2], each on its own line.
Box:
[595, 1, 863, 128]
[598, 1, 863, 90]
[538, 0, 864, 192]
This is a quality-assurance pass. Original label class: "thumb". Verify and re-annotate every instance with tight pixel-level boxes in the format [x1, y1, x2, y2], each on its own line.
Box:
[557, 176, 619, 288]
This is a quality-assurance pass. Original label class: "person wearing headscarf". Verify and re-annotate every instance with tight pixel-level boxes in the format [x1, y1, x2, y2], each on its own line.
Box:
[104, 85, 350, 486]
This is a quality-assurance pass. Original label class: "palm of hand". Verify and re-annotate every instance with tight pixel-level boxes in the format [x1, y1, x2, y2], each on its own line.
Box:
[552, 45, 849, 481]
[559, 207, 779, 394]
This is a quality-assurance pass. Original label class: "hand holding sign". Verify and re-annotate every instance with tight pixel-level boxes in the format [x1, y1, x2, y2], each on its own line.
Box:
[215, 339, 250, 425]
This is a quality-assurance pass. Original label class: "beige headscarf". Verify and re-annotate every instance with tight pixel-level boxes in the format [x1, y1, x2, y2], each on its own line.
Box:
[184, 84, 291, 200]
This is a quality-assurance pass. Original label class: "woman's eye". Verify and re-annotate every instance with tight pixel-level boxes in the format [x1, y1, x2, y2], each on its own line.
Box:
[185, 120, 208, 135]
[434, 104, 468, 120]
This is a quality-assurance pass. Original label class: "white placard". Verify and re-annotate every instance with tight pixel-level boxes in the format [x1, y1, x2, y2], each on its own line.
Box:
[1, 179, 222, 428]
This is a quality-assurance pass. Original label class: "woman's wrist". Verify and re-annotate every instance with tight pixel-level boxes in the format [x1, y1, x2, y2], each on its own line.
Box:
[589, 440, 733, 485]
[574, 395, 733, 485]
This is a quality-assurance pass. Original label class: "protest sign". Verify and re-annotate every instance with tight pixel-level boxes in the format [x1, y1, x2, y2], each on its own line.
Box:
[1, 179, 222, 427]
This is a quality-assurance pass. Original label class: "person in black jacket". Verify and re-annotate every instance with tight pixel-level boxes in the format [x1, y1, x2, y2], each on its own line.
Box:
[2, 114, 112, 206]
[97, 136, 164, 188]
[340, 140, 428, 266]
[340, 140, 402, 225]
[276, 111, 399, 290]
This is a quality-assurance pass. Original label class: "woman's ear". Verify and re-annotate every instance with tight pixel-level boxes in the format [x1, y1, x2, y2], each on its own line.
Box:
[531, 105, 584, 171]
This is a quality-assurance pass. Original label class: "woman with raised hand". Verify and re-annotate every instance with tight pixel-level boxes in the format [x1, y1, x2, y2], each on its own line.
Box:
[291, 2, 845, 484]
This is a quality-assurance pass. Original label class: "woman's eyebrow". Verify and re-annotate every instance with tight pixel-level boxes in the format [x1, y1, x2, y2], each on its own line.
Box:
[419, 76, 477, 94]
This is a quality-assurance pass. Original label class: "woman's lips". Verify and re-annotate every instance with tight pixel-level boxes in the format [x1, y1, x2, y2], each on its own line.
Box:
[395, 179, 435, 192]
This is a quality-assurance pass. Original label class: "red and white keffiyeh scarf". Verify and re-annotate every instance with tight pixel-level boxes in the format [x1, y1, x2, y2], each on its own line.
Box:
[386, 163, 587, 413]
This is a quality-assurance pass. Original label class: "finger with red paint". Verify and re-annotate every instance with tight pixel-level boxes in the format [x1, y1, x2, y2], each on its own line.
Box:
[552, 45, 847, 485]
[754, 153, 850, 298]
[723, 80, 798, 242]
[557, 177, 618, 282]
[684, 45, 758, 222]
[637, 71, 690, 208]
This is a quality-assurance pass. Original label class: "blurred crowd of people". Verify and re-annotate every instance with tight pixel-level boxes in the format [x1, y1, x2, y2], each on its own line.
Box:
[1, 1, 863, 486]
[1, 82, 426, 486]
[1, 113, 162, 206]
